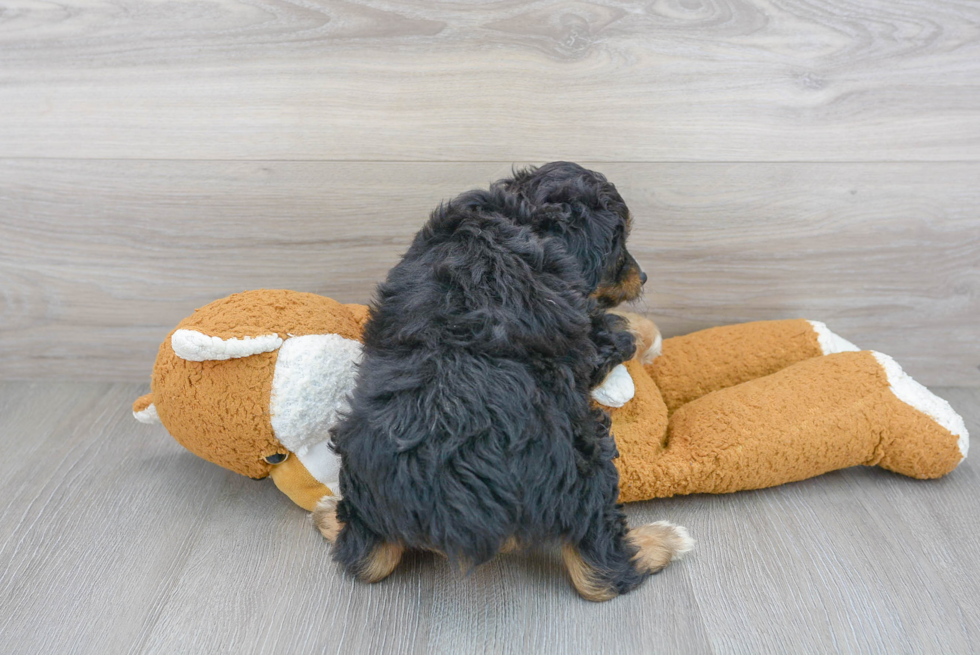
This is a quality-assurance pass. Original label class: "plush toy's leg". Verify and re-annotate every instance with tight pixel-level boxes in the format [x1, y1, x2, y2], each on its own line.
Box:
[269, 454, 334, 511]
[648, 319, 858, 413]
[632, 351, 967, 498]
[316, 496, 404, 583]
[605, 360, 671, 503]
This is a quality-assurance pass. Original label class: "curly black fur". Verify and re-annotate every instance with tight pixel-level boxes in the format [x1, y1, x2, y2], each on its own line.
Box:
[331, 162, 650, 595]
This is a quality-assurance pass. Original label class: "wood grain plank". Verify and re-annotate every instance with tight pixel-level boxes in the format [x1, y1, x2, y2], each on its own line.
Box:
[0, 383, 232, 654]
[1, 0, 978, 161]
[1, 383, 977, 653]
[138, 485, 436, 655]
[862, 387, 980, 646]
[424, 510, 711, 654]
[682, 473, 973, 653]
[1, 160, 976, 385]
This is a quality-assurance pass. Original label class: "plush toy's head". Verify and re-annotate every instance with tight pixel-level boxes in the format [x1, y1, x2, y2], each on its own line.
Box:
[133, 290, 369, 509]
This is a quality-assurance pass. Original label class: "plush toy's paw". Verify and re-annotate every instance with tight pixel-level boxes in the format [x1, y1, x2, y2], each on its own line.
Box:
[807, 320, 860, 355]
[627, 521, 695, 574]
[872, 351, 969, 460]
[313, 495, 344, 544]
[609, 310, 662, 363]
[591, 364, 636, 408]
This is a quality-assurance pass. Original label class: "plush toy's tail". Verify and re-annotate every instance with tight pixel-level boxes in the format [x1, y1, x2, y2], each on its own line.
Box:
[132, 394, 160, 424]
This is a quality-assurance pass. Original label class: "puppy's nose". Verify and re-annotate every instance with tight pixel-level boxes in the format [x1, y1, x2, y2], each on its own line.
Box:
[640, 271, 648, 285]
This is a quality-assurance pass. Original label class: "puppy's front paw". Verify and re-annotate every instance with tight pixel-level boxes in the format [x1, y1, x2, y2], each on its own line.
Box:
[627, 521, 694, 573]
[591, 364, 635, 408]
[313, 495, 344, 543]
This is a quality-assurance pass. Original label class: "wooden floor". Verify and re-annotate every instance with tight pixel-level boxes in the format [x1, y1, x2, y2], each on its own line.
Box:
[0, 381, 976, 654]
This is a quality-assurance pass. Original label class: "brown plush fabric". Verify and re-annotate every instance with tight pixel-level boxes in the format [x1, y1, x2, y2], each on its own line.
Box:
[148, 290, 363, 479]
[648, 319, 823, 413]
[132, 393, 153, 414]
[614, 351, 962, 499]
[607, 360, 669, 503]
[179, 289, 361, 341]
[153, 341, 281, 479]
[873, 380, 964, 480]
[344, 303, 371, 329]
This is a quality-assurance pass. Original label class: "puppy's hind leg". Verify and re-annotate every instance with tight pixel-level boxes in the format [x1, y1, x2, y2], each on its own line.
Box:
[313, 495, 344, 543]
[315, 496, 404, 583]
[561, 502, 693, 602]
[627, 520, 694, 574]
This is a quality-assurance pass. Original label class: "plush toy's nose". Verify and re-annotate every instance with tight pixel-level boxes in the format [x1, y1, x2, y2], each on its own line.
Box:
[640, 271, 648, 285]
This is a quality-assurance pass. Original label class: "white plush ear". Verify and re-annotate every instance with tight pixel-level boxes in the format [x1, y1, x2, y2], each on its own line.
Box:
[171, 329, 283, 361]
[591, 364, 635, 408]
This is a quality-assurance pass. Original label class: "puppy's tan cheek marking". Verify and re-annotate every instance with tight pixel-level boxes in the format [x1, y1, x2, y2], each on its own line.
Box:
[358, 542, 405, 583]
[618, 268, 644, 302]
[561, 544, 617, 602]
[590, 284, 622, 306]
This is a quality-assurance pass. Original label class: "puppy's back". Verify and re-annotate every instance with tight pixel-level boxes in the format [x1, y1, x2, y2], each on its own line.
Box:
[333, 194, 598, 565]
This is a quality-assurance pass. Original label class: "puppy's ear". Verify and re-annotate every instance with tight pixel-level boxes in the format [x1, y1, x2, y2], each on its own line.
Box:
[531, 201, 574, 233]
[531, 202, 610, 291]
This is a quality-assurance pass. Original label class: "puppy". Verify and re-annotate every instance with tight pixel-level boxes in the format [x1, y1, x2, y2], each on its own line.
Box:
[317, 162, 692, 601]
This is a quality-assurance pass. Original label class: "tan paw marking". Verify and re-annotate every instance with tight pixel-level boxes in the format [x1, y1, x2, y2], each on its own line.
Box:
[358, 542, 405, 583]
[312, 495, 344, 543]
[561, 544, 618, 602]
[628, 521, 694, 573]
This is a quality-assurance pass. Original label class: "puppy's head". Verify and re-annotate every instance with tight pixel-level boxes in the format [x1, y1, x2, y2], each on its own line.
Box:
[498, 162, 646, 308]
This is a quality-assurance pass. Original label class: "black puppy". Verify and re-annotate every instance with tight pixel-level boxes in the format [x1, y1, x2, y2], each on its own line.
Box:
[316, 162, 692, 601]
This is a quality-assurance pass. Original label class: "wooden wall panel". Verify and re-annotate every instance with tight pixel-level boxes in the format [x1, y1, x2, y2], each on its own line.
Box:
[1, 0, 977, 384]
[1, 160, 976, 385]
[0, 0, 978, 161]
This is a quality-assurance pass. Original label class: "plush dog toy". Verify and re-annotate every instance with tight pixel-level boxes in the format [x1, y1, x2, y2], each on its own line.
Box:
[134, 290, 968, 509]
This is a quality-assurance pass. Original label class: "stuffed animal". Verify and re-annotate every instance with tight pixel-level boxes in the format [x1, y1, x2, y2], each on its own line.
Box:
[603, 312, 968, 501]
[134, 290, 968, 510]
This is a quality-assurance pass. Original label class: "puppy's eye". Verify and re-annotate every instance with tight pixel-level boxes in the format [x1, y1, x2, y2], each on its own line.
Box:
[264, 453, 288, 464]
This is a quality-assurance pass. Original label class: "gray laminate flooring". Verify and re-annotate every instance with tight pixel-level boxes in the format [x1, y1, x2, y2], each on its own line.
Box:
[0, 382, 977, 654]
